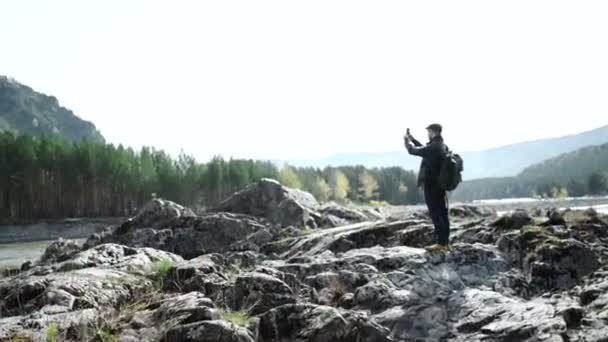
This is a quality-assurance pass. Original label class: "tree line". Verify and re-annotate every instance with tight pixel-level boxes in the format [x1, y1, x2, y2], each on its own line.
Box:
[452, 172, 608, 202]
[0, 132, 422, 222]
[6, 132, 604, 221]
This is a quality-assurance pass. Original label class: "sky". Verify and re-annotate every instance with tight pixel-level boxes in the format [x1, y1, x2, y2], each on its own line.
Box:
[1, 1, 607, 162]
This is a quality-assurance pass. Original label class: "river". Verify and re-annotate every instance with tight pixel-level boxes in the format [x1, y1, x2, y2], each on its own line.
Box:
[0, 239, 84, 270]
[0, 218, 121, 270]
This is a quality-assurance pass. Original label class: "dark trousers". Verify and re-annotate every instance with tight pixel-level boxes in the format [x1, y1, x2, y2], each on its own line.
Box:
[424, 182, 450, 245]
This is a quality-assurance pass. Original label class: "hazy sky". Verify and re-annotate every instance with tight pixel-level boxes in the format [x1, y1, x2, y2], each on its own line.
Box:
[1, 1, 607, 161]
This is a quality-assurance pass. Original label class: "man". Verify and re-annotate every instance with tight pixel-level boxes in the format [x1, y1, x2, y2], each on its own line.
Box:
[404, 123, 450, 251]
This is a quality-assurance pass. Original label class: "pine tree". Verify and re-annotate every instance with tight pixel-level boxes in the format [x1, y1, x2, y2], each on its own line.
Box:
[588, 172, 608, 195]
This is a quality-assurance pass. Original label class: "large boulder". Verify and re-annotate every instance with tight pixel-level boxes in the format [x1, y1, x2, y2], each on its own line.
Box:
[318, 203, 372, 228]
[55, 243, 183, 274]
[121, 198, 196, 231]
[529, 238, 600, 290]
[85, 210, 272, 259]
[214, 178, 320, 228]
[498, 226, 600, 293]
[39, 238, 82, 265]
[491, 209, 533, 230]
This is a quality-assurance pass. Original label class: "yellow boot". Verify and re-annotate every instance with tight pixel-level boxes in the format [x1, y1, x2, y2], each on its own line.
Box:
[425, 244, 449, 252]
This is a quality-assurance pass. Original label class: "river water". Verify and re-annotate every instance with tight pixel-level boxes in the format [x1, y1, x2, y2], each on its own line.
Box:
[0, 239, 59, 269]
[0, 218, 119, 270]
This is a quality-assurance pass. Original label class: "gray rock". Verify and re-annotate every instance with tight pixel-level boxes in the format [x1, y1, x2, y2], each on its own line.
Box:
[258, 304, 394, 342]
[164, 254, 228, 297]
[6, 188, 608, 341]
[318, 203, 371, 227]
[86, 211, 271, 259]
[0, 267, 152, 340]
[163, 320, 255, 342]
[121, 198, 196, 231]
[39, 238, 82, 265]
[498, 227, 600, 293]
[278, 219, 425, 260]
[396, 223, 435, 248]
[55, 243, 183, 274]
[119, 292, 222, 341]
[450, 205, 495, 218]
[320, 214, 350, 228]
[231, 272, 296, 315]
[491, 209, 532, 230]
[543, 208, 566, 226]
[214, 178, 320, 228]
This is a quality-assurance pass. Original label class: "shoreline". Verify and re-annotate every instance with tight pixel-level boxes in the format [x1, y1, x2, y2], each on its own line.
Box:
[0, 217, 124, 244]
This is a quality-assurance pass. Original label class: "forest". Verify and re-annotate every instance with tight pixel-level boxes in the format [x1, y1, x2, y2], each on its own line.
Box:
[452, 143, 608, 201]
[0, 132, 421, 222]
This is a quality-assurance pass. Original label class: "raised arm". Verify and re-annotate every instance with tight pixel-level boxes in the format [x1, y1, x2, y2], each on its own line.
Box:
[410, 136, 423, 147]
[406, 142, 433, 157]
[405, 139, 441, 158]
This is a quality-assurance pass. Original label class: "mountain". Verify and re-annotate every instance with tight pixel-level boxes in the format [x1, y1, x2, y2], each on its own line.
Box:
[452, 142, 608, 201]
[518, 142, 608, 184]
[0, 76, 104, 142]
[462, 125, 608, 179]
[287, 124, 608, 180]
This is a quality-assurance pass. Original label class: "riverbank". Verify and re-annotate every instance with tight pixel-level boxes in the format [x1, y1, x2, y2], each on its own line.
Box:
[0, 217, 123, 244]
[471, 195, 608, 215]
[0, 239, 86, 270]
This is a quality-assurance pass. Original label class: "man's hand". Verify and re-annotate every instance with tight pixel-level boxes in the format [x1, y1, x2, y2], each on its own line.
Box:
[403, 135, 411, 148]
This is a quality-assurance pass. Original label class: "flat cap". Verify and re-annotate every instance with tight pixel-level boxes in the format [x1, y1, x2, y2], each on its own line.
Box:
[425, 123, 442, 133]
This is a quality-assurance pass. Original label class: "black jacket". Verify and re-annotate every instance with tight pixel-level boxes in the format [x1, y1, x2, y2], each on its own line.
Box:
[405, 135, 446, 187]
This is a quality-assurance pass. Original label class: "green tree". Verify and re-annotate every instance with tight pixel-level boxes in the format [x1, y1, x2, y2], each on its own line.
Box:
[278, 165, 302, 189]
[550, 186, 568, 199]
[588, 172, 608, 195]
[358, 170, 379, 202]
[566, 179, 586, 197]
[310, 176, 331, 202]
[327, 169, 350, 202]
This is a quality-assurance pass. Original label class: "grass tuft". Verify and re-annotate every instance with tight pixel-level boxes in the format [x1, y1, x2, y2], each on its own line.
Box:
[46, 324, 58, 342]
[152, 258, 174, 290]
[220, 309, 251, 327]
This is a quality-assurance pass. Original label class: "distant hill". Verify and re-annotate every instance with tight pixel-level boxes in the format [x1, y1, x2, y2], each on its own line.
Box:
[518, 143, 608, 184]
[0, 76, 104, 142]
[287, 125, 608, 180]
[452, 142, 608, 201]
[462, 125, 608, 179]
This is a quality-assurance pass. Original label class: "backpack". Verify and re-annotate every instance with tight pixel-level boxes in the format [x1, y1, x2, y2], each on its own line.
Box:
[439, 146, 463, 191]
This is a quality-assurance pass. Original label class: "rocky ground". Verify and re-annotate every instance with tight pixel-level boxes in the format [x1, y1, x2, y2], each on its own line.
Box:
[1, 178, 608, 341]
